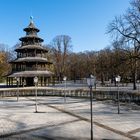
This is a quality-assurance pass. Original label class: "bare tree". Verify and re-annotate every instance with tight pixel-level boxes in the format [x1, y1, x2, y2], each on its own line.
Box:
[0, 44, 12, 82]
[107, 0, 140, 89]
[50, 35, 72, 82]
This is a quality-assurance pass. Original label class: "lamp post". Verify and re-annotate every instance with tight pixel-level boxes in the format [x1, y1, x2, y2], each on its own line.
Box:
[15, 77, 20, 102]
[115, 75, 121, 114]
[63, 76, 67, 103]
[87, 74, 95, 140]
[34, 76, 38, 113]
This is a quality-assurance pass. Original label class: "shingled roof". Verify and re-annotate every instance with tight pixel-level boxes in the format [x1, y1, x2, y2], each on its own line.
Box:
[8, 70, 53, 77]
[15, 45, 48, 52]
[24, 21, 40, 32]
[19, 35, 44, 42]
[10, 57, 52, 64]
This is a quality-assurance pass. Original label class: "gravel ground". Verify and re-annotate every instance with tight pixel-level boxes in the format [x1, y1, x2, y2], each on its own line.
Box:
[0, 96, 140, 140]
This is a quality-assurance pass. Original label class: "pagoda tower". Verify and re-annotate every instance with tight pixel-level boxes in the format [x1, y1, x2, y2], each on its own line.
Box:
[7, 17, 53, 86]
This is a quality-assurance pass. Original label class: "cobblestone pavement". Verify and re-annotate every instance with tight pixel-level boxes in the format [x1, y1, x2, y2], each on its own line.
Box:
[0, 96, 140, 140]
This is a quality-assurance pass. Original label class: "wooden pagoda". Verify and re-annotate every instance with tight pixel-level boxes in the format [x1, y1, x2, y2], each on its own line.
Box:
[7, 18, 53, 86]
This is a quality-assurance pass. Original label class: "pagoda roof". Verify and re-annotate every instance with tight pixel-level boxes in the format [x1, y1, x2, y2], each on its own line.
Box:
[19, 35, 44, 42]
[15, 45, 48, 52]
[24, 21, 40, 32]
[10, 57, 52, 64]
[8, 70, 53, 77]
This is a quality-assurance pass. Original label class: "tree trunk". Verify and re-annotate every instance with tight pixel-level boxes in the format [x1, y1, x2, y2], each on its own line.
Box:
[132, 72, 137, 90]
[101, 73, 104, 86]
[132, 57, 137, 90]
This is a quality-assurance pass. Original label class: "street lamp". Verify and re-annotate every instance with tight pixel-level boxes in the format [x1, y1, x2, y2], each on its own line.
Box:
[63, 76, 67, 103]
[87, 74, 95, 140]
[34, 76, 38, 113]
[15, 77, 20, 102]
[115, 75, 121, 114]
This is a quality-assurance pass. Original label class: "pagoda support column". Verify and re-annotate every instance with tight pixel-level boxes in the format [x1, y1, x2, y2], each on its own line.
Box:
[11, 78, 12, 86]
[7, 77, 9, 86]
[22, 77, 25, 87]
[9, 77, 11, 86]
[44, 77, 46, 86]
[47, 78, 49, 86]
[41, 77, 43, 86]
[6, 77, 8, 86]
[20, 77, 22, 86]
[43, 77, 45, 86]
[35, 49, 36, 57]
[53, 76, 55, 86]
[6, 77, 7, 86]
[9, 77, 10, 86]
[12, 78, 13, 86]
[42, 77, 44, 86]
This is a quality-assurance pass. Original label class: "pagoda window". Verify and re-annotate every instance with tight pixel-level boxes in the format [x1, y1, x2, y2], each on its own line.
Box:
[24, 42, 27, 46]
[32, 31, 37, 35]
[41, 51, 42, 57]
[19, 64, 21, 71]
[17, 52, 19, 58]
[16, 65, 19, 71]
[15, 64, 17, 71]
[23, 42, 26, 46]
[37, 52, 41, 57]
[26, 42, 29, 45]
[22, 42, 24, 46]
[26, 30, 37, 36]
[22, 64, 25, 71]
[20, 53, 22, 58]
[22, 53, 24, 57]
[23, 64, 25, 70]
[12, 65, 15, 71]
[33, 38, 36, 44]
[28, 53, 31, 57]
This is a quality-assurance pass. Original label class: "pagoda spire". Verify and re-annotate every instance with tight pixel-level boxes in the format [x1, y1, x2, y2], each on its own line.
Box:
[30, 16, 34, 23]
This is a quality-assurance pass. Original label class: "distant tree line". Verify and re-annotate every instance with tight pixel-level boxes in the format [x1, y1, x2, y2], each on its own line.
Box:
[49, 0, 140, 90]
[0, 0, 139, 90]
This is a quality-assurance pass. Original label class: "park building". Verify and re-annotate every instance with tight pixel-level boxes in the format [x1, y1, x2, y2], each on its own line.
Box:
[7, 17, 53, 86]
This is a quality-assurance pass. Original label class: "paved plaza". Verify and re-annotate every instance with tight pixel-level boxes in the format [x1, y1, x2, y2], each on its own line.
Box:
[0, 96, 140, 140]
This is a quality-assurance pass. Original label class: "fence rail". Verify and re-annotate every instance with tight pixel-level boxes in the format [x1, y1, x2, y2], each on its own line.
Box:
[0, 88, 140, 103]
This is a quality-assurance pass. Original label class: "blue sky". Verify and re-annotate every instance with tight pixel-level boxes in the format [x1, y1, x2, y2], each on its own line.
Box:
[0, 0, 130, 52]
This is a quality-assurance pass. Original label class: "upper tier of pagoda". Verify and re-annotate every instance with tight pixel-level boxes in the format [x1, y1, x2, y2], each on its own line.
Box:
[19, 19, 44, 43]
[24, 21, 40, 32]
[16, 18, 47, 52]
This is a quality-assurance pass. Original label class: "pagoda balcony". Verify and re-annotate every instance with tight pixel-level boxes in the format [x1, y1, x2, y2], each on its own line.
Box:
[17, 54, 48, 59]
[19, 35, 44, 42]
[12, 67, 49, 72]
[22, 42, 42, 46]
[25, 67, 49, 71]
